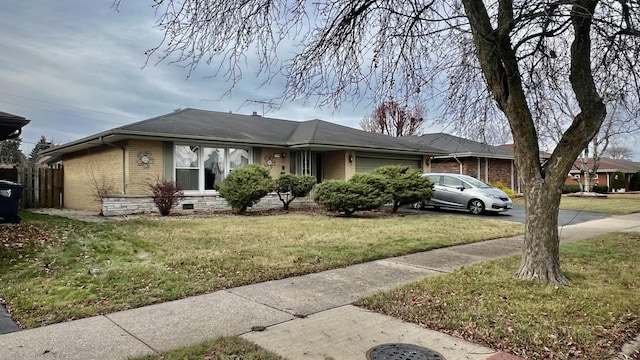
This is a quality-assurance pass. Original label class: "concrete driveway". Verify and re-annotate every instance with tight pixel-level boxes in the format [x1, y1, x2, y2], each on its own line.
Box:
[406, 204, 611, 226]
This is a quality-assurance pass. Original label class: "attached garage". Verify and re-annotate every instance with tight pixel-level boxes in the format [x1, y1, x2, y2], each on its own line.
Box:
[355, 152, 422, 173]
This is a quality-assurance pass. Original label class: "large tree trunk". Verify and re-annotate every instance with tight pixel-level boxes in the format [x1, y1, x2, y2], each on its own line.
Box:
[462, 0, 606, 284]
[515, 177, 569, 284]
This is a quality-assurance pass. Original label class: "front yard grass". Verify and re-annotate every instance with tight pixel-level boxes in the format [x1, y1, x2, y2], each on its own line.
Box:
[131, 336, 284, 360]
[357, 232, 640, 359]
[514, 193, 640, 215]
[0, 210, 523, 329]
[559, 193, 640, 214]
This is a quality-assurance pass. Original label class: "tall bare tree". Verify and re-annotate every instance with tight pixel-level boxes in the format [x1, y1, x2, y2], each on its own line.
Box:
[605, 144, 634, 160]
[541, 93, 640, 192]
[119, 0, 640, 284]
[360, 101, 424, 136]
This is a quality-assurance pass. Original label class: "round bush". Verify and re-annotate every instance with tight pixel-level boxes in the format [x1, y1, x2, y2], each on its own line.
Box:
[217, 164, 276, 214]
[372, 165, 433, 212]
[312, 173, 390, 216]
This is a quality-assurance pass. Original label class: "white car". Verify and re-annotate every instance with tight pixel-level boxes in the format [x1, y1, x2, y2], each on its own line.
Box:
[413, 173, 513, 215]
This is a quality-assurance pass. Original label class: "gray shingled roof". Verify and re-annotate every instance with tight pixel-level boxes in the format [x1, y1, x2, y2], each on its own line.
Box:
[569, 157, 640, 173]
[405, 133, 514, 159]
[44, 108, 446, 158]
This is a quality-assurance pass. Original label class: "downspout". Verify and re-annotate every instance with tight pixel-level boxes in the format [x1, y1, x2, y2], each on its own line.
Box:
[100, 137, 126, 194]
[485, 157, 489, 183]
[510, 160, 515, 193]
[453, 155, 463, 174]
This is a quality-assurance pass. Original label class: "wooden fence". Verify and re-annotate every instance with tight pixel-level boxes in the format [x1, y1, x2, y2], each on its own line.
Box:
[0, 167, 63, 208]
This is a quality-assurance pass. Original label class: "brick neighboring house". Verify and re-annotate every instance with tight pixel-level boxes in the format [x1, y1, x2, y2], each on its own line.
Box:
[567, 157, 640, 191]
[43, 108, 445, 215]
[406, 133, 519, 192]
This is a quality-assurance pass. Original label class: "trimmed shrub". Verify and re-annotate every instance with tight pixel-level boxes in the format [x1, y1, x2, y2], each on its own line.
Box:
[148, 178, 185, 216]
[372, 165, 433, 212]
[592, 185, 609, 194]
[275, 174, 317, 210]
[488, 181, 516, 199]
[609, 171, 626, 191]
[217, 164, 276, 214]
[312, 173, 390, 216]
[563, 184, 582, 194]
[630, 172, 640, 191]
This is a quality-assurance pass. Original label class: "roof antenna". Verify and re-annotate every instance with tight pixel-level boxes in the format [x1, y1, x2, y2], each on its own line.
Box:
[245, 100, 276, 117]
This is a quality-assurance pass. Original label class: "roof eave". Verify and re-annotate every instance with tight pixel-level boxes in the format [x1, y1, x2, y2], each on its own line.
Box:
[41, 130, 291, 158]
[287, 141, 446, 155]
[433, 152, 514, 160]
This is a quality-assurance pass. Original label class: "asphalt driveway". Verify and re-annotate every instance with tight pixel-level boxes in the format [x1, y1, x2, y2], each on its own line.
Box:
[406, 205, 611, 226]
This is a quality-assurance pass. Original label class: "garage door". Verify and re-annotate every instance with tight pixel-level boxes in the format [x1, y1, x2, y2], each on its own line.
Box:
[355, 153, 422, 173]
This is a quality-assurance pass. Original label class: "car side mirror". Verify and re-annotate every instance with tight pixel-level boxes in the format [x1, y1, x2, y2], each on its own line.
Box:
[457, 186, 465, 191]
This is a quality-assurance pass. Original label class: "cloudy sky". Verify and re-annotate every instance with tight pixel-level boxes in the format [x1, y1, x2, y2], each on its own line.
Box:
[1, 1, 402, 155]
[2, 1, 638, 161]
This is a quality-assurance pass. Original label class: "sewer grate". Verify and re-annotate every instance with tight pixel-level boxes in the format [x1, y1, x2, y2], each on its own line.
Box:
[366, 343, 446, 360]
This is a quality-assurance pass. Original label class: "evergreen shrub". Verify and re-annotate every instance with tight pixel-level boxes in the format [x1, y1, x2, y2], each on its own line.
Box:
[275, 174, 316, 210]
[218, 164, 276, 214]
[372, 165, 433, 212]
[312, 173, 390, 216]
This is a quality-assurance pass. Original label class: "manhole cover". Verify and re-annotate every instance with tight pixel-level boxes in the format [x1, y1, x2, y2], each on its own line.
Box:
[366, 343, 446, 360]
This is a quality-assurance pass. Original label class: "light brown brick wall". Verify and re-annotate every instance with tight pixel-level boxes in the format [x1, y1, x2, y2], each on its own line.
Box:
[63, 146, 124, 211]
[345, 151, 356, 180]
[125, 140, 164, 194]
[259, 148, 289, 178]
[323, 151, 349, 180]
[422, 156, 431, 173]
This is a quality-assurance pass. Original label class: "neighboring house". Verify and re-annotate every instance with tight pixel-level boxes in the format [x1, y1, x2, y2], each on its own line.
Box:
[406, 133, 519, 192]
[567, 157, 640, 191]
[0, 111, 30, 141]
[43, 108, 445, 215]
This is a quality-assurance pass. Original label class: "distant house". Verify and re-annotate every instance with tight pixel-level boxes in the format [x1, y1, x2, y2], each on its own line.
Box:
[406, 133, 519, 192]
[43, 108, 445, 215]
[567, 157, 640, 191]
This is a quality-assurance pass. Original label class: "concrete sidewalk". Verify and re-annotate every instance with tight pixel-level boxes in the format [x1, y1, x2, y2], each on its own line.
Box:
[1, 213, 639, 360]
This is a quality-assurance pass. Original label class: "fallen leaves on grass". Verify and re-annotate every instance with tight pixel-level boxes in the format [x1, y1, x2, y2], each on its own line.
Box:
[0, 224, 53, 251]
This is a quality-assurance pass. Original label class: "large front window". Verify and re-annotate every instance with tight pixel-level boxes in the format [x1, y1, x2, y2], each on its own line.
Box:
[174, 145, 250, 191]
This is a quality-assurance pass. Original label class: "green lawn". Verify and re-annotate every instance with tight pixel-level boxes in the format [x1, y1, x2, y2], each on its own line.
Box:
[0, 210, 523, 329]
[357, 232, 640, 359]
[130, 337, 284, 360]
[513, 193, 640, 215]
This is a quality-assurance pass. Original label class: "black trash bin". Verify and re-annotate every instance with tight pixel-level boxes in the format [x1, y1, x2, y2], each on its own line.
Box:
[0, 180, 24, 224]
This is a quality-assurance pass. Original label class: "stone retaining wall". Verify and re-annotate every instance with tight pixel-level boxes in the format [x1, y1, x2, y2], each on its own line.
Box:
[102, 193, 315, 216]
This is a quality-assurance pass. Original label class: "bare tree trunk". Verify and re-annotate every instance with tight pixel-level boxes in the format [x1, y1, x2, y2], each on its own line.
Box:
[460, 0, 605, 284]
[515, 177, 569, 284]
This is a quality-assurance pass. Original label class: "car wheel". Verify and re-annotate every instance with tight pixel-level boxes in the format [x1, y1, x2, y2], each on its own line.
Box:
[468, 199, 485, 215]
[411, 201, 425, 210]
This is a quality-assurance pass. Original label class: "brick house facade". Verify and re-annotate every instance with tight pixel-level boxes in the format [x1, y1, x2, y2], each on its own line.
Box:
[43, 109, 443, 215]
[408, 133, 520, 192]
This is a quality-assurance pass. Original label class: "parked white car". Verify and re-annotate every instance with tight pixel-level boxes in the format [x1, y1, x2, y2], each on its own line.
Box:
[413, 173, 513, 215]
